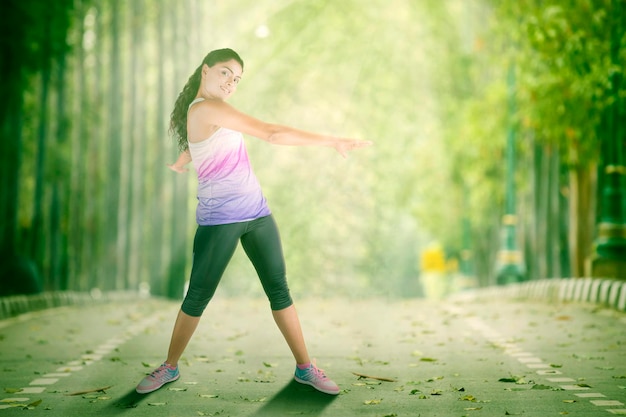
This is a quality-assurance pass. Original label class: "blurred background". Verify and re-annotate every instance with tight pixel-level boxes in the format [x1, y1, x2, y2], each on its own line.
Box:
[1, 0, 624, 302]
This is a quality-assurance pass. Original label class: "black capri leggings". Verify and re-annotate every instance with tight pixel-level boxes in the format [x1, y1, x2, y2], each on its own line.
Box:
[181, 215, 293, 316]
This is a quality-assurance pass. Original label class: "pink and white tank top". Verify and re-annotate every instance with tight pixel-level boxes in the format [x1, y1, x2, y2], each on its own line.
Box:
[187, 98, 270, 225]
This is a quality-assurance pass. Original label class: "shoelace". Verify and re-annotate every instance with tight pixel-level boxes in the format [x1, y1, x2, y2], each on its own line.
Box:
[310, 360, 328, 380]
[151, 365, 173, 381]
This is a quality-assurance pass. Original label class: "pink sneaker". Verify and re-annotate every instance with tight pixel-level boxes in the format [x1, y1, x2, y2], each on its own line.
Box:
[136, 363, 180, 394]
[294, 362, 340, 395]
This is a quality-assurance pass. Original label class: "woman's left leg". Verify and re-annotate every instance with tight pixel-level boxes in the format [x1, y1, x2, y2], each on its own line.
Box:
[271, 305, 310, 365]
[241, 215, 339, 395]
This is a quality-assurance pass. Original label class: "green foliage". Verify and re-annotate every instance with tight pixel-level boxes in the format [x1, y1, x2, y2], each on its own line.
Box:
[488, 0, 625, 166]
[6, 0, 621, 296]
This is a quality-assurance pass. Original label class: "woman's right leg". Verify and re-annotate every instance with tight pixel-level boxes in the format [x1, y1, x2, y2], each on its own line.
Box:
[137, 224, 242, 394]
[165, 309, 202, 366]
[168, 223, 244, 364]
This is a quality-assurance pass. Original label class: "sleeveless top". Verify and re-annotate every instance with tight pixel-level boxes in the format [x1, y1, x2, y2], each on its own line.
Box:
[187, 97, 271, 225]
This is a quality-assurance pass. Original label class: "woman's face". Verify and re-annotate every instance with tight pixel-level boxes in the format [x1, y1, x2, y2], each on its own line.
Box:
[200, 59, 243, 100]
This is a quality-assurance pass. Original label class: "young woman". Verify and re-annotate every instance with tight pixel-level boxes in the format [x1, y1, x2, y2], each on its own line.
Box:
[136, 48, 371, 396]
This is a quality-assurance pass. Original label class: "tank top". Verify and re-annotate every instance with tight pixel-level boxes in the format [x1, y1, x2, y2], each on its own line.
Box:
[187, 97, 271, 225]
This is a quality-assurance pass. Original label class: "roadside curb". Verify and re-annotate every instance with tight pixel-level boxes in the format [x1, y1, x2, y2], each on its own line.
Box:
[0, 290, 146, 320]
[450, 278, 626, 312]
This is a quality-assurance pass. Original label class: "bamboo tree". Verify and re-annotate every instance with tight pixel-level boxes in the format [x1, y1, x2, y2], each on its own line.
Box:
[50, 43, 69, 291]
[68, 0, 88, 291]
[106, 0, 123, 290]
[31, 21, 53, 287]
[130, 0, 146, 290]
[148, 0, 167, 296]
[166, 0, 189, 299]
[89, 3, 107, 291]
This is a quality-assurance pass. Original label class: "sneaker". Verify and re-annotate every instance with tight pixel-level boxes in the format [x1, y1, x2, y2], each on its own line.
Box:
[294, 362, 340, 395]
[136, 363, 180, 394]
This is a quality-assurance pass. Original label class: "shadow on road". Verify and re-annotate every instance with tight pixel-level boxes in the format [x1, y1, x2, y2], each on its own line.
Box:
[108, 388, 152, 410]
[249, 380, 337, 417]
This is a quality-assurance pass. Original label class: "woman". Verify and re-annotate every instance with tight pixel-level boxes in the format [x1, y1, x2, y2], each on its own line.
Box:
[136, 48, 371, 396]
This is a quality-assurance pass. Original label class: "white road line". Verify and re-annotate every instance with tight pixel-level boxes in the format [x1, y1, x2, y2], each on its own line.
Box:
[561, 384, 591, 390]
[29, 378, 58, 385]
[575, 393, 606, 398]
[446, 305, 623, 415]
[1, 313, 161, 411]
[547, 377, 576, 382]
[19, 388, 45, 394]
[592, 401, 625, 407]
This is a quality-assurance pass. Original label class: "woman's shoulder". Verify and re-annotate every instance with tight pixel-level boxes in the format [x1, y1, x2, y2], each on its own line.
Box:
[191, 97, 230, 111]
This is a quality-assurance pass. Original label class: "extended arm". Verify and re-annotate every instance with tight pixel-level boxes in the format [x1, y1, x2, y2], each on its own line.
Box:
[188, 99, 372, 157]
[167, 149, 192, 173]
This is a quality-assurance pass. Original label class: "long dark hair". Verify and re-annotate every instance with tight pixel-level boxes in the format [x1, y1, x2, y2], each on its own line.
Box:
[169, 48, 244, 151]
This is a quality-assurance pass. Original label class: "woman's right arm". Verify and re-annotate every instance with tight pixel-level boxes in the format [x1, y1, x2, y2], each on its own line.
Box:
[167, 149, 192, 173]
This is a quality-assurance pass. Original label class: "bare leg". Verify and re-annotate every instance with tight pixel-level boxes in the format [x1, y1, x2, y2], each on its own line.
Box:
[165, 309, 201, 366]
[272, 304, 311, 365]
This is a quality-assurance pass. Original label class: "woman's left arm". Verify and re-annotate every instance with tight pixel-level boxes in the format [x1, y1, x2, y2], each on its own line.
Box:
[199, 99, 373, 157]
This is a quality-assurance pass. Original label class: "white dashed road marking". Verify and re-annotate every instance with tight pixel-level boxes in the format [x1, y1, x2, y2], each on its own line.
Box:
[446, 304, 625, 415]
[0, 313, 159, 410]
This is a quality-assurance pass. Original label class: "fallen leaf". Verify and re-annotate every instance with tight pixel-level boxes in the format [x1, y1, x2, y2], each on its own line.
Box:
[66, 386, 112, 396]
[460, 395, 477, 402]
[240, 396, 267, 402]
[23, 399, 42, 409]
[363, 399, 382, 405]
[532, 384, 560, 391]
[352, 372, 397, 382]
[3, 388, 22, 394]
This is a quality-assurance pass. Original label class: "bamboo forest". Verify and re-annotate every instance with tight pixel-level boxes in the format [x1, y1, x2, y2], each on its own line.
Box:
[1, 0, 625, 302]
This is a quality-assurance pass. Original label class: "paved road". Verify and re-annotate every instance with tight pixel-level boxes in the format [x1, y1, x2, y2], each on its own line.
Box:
[0, 295, 624, 416]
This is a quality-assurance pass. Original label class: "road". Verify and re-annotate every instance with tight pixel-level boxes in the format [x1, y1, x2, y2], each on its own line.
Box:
[0, 293, 624, 417]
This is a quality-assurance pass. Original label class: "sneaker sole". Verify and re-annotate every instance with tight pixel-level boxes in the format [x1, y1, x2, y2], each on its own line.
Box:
[136, 373, 180, 394]
[294, 376, 340, 395]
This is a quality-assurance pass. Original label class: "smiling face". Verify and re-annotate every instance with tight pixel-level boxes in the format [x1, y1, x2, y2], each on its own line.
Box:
[199, 59, 243, 101]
